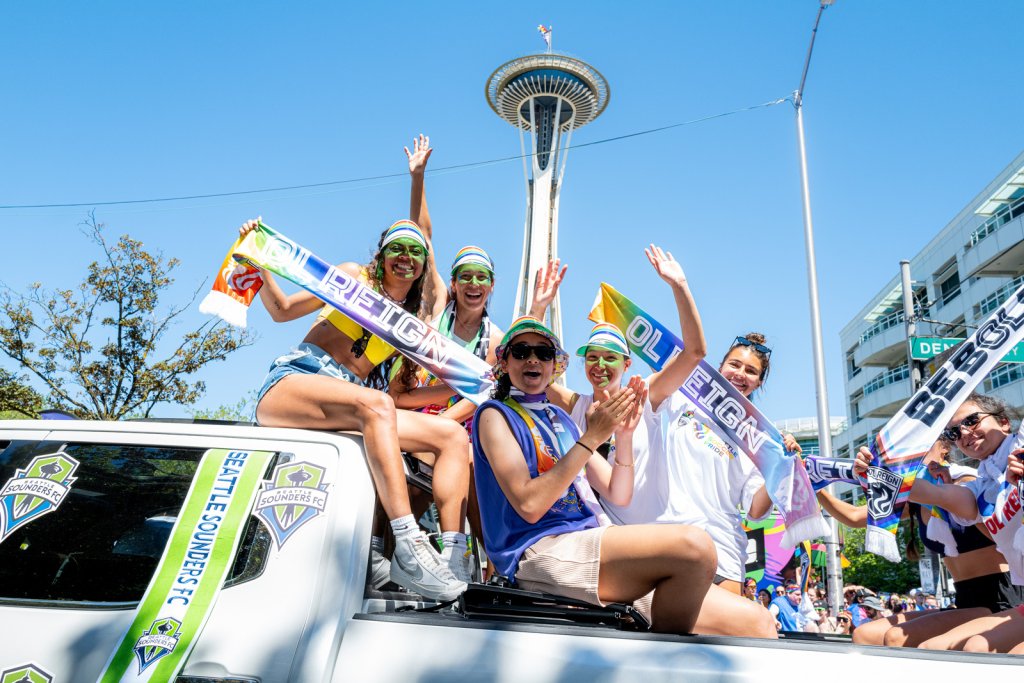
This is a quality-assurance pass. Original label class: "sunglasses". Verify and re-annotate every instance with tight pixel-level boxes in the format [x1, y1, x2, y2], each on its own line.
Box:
[941, 411, 996, 442]
[507, 342, 557, 362]
[838, 617, 851, 624]
[733, 336, 772, 357]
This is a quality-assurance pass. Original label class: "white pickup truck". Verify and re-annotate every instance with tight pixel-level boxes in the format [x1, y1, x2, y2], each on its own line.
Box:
[0, 419, 1020, 682]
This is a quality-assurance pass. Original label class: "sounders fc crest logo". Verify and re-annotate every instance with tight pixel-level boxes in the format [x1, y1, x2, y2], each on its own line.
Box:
[0, 664, 53, 683]
[133, 617, 182, 673]
[0, 452, 80, 543]
[255, 461, 329, 549]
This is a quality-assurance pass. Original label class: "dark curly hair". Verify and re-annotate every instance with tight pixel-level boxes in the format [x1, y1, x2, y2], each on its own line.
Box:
[363, 223, 433, 392]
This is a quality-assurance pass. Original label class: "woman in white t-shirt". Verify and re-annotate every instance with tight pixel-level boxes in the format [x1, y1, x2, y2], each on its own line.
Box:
[527, 247, 777, 638]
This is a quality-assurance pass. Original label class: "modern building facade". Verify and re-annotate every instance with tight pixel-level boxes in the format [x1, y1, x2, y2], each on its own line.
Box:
[833, 151, 1024, 501]
[485, 53, 609, 340]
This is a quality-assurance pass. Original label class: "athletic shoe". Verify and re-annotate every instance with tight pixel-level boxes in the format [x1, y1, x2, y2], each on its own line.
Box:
[369, 548, 392, 590]
[391, 532, 467, 601]
[441, 543, 476, 583]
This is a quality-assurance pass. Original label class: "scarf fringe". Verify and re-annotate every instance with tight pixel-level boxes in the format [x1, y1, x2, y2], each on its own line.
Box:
[199, 289, 250, 328]
[925, 516, 959, 557]
[865, 527, 901, 563]
[781, 514, 830, 549]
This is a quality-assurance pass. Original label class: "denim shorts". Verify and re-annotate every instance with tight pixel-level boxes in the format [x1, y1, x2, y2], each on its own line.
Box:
[255, 343, 360, 413]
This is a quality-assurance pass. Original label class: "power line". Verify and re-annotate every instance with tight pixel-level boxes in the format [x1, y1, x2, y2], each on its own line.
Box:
[0, 97, 788, 210]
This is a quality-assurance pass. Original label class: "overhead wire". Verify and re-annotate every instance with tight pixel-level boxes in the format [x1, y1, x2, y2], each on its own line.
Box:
[0, 96, 789, 211]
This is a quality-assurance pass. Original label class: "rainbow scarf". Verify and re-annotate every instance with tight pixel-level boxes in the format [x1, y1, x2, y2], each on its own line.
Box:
[861, 282, 1024, 561]
[203, 223, 495, 404]
[590, 283, 828, 547]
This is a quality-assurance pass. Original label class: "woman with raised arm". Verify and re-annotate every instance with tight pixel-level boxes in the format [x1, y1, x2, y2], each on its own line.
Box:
[851, 392, 1024, 652]
[472, 316, 722, 635]
[819, 438, 1008, 647]
[527, 248, 778, 638]
[240, 150, 475, 600]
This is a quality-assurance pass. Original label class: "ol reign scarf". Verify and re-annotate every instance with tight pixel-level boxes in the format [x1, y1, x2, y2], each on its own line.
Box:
[98, 449, 274, 682]
[202, 222, 495, 405]
[589, 283, 828, 547]
[860, 283, 1024, 561]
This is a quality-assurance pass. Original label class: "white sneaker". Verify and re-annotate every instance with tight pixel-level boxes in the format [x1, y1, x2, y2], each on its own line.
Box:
[441, 543, 476, 583]
[369, 548, 391, 590]
[390, 532, 467, 601]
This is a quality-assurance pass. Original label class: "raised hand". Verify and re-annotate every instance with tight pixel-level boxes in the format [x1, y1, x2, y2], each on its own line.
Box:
[853, 446, 873, 477]
[238, 216, 263, 238]
[529, 258, 567, 319]
[405, 134, 432, 175]
[617, 375, 647, 436]
[926, 459, 953, 485]
[584, 383, 637, 445]
[645, 244, 687, 288]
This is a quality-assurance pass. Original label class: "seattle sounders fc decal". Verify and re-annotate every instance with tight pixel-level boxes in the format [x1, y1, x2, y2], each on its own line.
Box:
[0, 451, 80, 544]
[254, 461, 329, 549]
[0, 663, 53, 683]
[132, 617, 182, 673]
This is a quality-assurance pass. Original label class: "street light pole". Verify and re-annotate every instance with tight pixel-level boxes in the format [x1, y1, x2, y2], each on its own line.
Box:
[793, 0, 844, 616]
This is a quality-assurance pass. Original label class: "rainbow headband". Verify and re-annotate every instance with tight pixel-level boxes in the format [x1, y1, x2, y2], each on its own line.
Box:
[495, 315, 569, 383]
[576, 322, 629, 357]
[381, 220, 428, 251]
[450, 245, 493, 276]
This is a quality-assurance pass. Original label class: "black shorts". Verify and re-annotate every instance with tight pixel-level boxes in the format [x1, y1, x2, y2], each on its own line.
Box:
[954, 572, 1024, 612]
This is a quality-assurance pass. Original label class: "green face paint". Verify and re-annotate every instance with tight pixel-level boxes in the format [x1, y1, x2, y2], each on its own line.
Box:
[585, 353, 623, 387]
[384, 238, 427, 262]
[455, 266, 493, 286]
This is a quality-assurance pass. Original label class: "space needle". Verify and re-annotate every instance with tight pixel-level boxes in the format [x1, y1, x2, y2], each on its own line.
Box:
[485, 30, 609, 339]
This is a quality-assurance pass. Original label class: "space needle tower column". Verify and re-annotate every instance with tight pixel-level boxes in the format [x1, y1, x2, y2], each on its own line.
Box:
[485, 40, 609, 339]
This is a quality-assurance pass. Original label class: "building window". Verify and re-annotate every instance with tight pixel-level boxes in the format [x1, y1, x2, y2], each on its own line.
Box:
[935, 260, 961, 307]
[847, 351, 861, 380]
[986, 364, 1024, 391]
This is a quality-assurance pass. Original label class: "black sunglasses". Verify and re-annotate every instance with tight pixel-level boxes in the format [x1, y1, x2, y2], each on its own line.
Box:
[508, 342, 557, 362]
[733, 336, 772, 357]
[941, 411, 996, 442]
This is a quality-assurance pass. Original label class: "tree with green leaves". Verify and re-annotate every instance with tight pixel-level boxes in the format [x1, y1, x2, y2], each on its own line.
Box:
[0, 215, 255, 420]
[841, 525, 921, 594]
[0, 367, 43, 418]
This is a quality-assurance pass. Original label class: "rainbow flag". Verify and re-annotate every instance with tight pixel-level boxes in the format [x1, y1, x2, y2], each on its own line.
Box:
[861, 282, 1024, 561]
[204, 223, 496, 405]
[590, 283, 828, 547]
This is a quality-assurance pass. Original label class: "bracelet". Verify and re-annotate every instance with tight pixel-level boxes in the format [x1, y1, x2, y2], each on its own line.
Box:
[613, 459, 635, 468]
[575, 440, 595, 454]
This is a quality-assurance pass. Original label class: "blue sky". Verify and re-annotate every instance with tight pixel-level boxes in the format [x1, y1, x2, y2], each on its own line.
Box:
[2, 2, 1022, 425]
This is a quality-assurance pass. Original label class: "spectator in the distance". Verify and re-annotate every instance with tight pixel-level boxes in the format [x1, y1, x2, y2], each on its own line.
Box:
[769, 584, 802, 632]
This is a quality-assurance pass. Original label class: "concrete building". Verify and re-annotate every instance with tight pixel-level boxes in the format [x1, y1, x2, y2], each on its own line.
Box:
[833, 151, 1024, 501]
[776, 416, 847, 457]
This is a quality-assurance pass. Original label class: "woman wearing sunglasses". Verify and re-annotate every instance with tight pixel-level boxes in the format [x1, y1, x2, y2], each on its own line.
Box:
[819, 439, 1005, 646]
[472, 315, 729, 635]
[851, 393, 1024, 651]
[526, 248, 778, 638]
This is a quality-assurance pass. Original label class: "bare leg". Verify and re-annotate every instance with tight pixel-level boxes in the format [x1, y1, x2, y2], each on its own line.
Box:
[716, 579, 742, 596]
[692, 583, 779, 638]
[257, 374, 412, 519]
[877, 608, 991, 647]
[395, 409, 471, 532]
[960, 609, 1024, 653]
[919, 609, 1023, 650]
[853, 612, 908, 646]
[597, 524, 717, 635]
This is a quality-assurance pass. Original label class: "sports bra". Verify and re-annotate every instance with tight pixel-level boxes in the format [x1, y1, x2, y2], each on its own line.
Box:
[316, 267, 396, 367]
[910, 502, 995, 556]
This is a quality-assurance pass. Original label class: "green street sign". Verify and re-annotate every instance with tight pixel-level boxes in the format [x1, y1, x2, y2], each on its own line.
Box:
[910, 337, 1024, 363]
